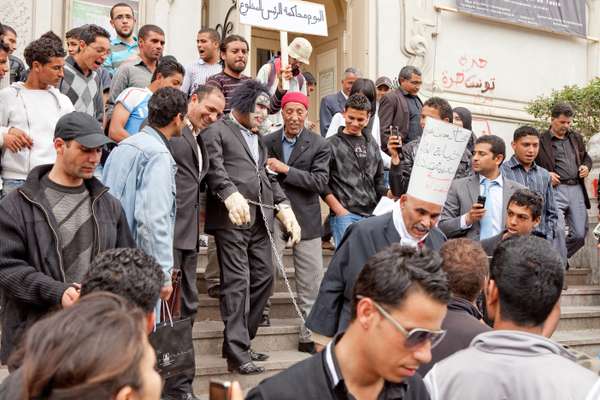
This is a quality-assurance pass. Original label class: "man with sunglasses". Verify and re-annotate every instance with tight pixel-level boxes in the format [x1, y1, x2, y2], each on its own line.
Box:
[247, 244, 449, 399]
[59, 24, 111, 124]
[424, 235, 598, 400]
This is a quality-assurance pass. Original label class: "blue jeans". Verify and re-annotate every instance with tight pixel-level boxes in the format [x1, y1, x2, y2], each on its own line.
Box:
[1, 178, 25, 199]
[330, 212, 364, 248]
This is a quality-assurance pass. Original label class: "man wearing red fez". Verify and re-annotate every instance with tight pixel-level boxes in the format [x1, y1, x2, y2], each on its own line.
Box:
[262, 92, 331, 354]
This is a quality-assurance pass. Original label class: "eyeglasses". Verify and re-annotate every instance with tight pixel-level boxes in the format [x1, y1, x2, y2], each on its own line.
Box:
[357, 295, 447, 349]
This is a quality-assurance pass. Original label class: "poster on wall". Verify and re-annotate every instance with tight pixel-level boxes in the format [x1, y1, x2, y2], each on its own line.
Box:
[456, 0, 586, 38]
[69, 0, 140, 37]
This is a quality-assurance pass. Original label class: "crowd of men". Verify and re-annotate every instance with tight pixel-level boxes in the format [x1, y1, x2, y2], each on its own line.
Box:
[0, 2, 599, 399]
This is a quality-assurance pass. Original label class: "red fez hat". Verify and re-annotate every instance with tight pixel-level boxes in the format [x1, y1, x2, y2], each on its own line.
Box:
[281, 92, 309, 110]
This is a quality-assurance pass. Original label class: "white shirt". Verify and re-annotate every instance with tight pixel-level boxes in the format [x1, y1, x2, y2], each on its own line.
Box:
[460, 174, 504, 235]
[325, 112, 391, 169]
[185, 118, 203, 177]
[392, 203, 428, 248]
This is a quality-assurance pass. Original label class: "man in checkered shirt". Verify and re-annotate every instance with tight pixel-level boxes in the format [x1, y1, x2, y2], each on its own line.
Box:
[59, 24, 110, 124]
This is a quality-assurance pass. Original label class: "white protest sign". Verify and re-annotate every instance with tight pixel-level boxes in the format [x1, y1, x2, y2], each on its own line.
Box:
[239, 0, 328, 37]
[407, 117, 471, 205]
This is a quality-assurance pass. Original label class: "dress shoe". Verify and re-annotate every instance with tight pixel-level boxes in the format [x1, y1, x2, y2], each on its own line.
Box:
[227, 360, 265, 374]
[249, 348, 269, 362]
[207, 285, 220, 299]
[259, 313, 271, 327]
[298, 341, 316, 354]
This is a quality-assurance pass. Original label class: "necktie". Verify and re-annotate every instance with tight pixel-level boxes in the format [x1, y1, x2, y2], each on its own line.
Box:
[479, 179, 496, 240]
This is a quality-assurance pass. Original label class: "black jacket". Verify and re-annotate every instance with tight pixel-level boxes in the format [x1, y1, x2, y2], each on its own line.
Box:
[418, 297, 491, 376]
[247, 335, 431, 400]
[171, 126, 209, 250]
[536, 129, 592, 209]
[325, 127, 387, 217]
[305, 212, 447, 337]
[0, 165, 134, 363]
[263, 128, 331, 240]
[203, 117, 288, 232]
[389, 138, 473, 197]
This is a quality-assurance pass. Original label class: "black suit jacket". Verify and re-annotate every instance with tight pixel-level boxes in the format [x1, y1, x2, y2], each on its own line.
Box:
[319, 91, 346, 137]
[536, 129, 592, 209]
[305, 212, 447, 337]
[263, 128, 331, 240]
[170, 126, 209, 250]
[203, 118, 288, 232]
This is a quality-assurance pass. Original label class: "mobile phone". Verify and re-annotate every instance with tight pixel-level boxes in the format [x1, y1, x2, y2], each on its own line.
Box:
[476, 195, 486, 207]
[389, 126, 401, 147]
[209, 380, 231, 400]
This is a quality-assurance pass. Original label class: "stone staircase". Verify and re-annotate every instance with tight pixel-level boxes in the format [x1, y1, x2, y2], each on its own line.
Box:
[191, 249, 600, 397]
[554, 268, 600, 356]
[192, 247, 334, 397]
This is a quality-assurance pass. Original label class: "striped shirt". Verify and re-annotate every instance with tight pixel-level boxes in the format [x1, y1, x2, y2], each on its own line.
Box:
[181, 59, 222, 97]
[501, 155, 559, 240]
[103, 37, 139, 76]
[206, 71, 251, 114]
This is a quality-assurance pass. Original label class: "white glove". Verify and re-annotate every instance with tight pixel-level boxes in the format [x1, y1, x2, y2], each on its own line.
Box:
[276, 204, 301, 245]
[224, 192, 251, 226]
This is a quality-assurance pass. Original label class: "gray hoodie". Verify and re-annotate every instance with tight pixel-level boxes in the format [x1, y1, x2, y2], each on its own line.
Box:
[424, 330, 600, 400]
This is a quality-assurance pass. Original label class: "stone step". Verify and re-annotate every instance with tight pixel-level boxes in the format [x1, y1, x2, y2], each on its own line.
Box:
[558, 306, 600, 331]
[553, 329, 600, 357]
[565, 268, 592, 286]
[196, 292, 300, 321]
[193, 350, 310, 395]
[560, 286, 600, 307]
[193, 319, 301, 355]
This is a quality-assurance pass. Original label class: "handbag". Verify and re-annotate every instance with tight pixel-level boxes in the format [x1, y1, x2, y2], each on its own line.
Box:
[148, 272, 194, 379]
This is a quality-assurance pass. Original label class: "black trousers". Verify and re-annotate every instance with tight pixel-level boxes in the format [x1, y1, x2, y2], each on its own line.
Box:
[214, 219, 274, 365]
[162, 248, 199, 399]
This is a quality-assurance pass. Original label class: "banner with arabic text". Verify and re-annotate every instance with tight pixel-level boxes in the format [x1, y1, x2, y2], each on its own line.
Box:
[239, 0, 328, 36]
[456, 0, 586, 38]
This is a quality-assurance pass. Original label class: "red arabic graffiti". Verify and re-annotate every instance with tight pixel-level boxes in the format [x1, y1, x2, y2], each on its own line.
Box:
[441, 55, 496, 94]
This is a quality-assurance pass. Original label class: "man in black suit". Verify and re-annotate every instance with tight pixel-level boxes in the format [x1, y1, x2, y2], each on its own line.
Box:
[263, 92, 330, 353]
[306, 193, 447, 348]
[318, 67, 360, 136]
[203, 80, 301, 375]
[163, 85, 225, 399]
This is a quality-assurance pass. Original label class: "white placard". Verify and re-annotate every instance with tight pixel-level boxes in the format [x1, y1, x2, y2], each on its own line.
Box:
[373, 197, 397, 216]
[407, 117, 471, 205]
[239, 0, 328, 37]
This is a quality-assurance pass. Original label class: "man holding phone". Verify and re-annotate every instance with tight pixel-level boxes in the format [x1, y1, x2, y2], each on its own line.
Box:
[439, 135, 525, 240]
[388, 97, 473, 197]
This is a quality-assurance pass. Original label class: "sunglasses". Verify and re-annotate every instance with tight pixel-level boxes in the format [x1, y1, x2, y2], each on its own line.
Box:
[357, 295, 447, 349]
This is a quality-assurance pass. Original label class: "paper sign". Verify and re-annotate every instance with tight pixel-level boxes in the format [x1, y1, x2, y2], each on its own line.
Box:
[407, 117, 471, 205]
[239, 0, 328, 37]
[373, 197, 397, 216]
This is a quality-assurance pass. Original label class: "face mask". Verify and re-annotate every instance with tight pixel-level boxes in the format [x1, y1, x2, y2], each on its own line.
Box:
[249, 93, 270, 133]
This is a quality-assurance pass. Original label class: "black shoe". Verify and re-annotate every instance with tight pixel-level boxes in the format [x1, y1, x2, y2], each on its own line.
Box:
[298, 341, 316, 354]
[207, 285, 220, 299]
[249, 348, 269, 362]
[259, 313, 271, 327]
[227, 360, 265, 374]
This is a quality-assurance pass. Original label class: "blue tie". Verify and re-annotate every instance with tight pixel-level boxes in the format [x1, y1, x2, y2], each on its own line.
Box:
[480, 179, 495, 240]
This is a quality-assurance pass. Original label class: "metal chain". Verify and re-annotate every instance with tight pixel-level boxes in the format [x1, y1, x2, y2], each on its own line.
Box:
[254, 167, 306, 324]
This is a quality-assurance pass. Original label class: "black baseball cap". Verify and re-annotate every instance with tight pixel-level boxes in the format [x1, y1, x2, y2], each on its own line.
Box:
[54, 111, 114, 148]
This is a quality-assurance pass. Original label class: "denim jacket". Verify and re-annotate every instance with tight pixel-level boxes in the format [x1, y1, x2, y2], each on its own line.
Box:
[102, 126, 177, 285]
